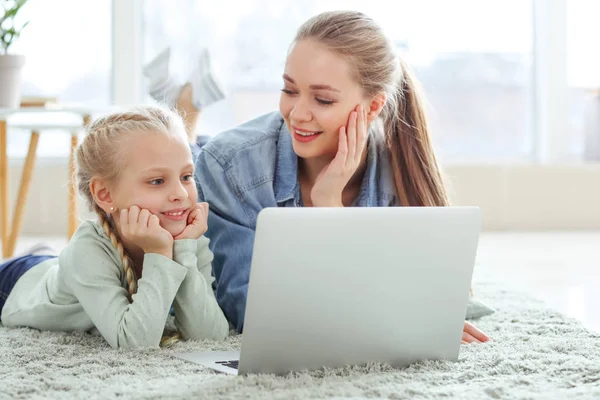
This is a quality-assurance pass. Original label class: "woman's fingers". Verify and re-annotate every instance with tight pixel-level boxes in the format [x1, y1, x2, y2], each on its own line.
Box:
[356, 105, 368, 161]
[346, 108, 357, 164]
[464, 321, 491, 342]
[335, 125, 348, 167]
[462, 331, 481, 344]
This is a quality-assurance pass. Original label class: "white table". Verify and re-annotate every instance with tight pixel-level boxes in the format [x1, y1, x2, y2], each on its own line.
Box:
[0, 106, 112, 258]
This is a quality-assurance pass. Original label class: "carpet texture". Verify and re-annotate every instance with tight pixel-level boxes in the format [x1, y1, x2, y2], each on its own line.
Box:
[2, 276, 600, 400]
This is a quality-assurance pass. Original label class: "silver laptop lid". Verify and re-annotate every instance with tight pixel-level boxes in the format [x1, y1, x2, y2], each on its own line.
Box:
[239, 206, 481, 375]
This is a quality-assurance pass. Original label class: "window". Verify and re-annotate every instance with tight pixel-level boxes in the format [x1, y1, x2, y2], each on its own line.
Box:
[142, 0, 534, 162]
[6, 0, 112, 158]
[567, 0, 600, 161]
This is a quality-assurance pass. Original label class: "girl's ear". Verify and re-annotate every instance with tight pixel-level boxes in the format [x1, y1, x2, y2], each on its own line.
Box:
[90, 178, 116, 214]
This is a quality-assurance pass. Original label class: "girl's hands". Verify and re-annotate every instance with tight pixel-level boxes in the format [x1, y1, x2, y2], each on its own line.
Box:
[120, 206, 173, 259]
[173, 202, 209, 240]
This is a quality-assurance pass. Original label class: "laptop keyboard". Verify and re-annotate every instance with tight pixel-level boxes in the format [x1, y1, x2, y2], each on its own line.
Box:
[216, 360, 239, 370]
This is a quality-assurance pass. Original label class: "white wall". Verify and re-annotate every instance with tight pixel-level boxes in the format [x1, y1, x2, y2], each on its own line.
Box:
[3, 160, 600, 237]
[445, 164, 600, 230]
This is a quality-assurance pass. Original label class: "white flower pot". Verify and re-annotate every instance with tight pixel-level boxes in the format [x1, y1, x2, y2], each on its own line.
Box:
[0, 54, 26, 109]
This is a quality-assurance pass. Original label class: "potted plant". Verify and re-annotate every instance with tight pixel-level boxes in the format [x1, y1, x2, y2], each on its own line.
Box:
[0, 0, 29, 108]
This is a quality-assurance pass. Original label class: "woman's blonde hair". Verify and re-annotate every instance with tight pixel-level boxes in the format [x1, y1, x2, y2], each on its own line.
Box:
[75, 105, 187, 345]
[295, 10, 449, 207]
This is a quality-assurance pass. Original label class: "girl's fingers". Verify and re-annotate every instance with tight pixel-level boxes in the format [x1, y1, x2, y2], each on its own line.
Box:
[138, 209, 151, 228]
[199, 202, 209, 217]
[187, 207, 197, 225]
[148, 214, 160, 228]
[195, 204, 207, 222]
[128, 206, 140, 226]
[196, 207, 203, 223]
[120, 209, 129, 231]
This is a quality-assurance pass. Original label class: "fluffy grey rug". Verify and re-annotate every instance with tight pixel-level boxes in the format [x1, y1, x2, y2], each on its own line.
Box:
[2, 275, 600, 400]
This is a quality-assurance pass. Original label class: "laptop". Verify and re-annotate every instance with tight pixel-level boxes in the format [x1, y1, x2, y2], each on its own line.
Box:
[172, 206, 481, 375]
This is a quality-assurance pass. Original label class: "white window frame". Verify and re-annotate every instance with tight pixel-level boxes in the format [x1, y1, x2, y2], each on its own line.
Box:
[111, 0, 143, 106]
[532, 0, 569, 163]
[112, 0, 572, 164]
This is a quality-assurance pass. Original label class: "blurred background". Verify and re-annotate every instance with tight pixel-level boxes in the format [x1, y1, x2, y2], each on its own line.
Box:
[2, 0, 600, 235]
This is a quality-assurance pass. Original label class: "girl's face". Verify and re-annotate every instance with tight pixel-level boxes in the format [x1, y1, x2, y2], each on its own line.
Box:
[110, 131, 197, 237]
[279, 39, 370, 160]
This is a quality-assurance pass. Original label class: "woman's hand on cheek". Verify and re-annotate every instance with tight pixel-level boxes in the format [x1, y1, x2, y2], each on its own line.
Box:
[173, 202, 209, 240]
[119, 206, 174, 259]
[311, 104, 368, 207]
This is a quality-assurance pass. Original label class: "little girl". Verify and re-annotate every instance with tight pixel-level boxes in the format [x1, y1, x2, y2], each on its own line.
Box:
[0, 106, 229, 349]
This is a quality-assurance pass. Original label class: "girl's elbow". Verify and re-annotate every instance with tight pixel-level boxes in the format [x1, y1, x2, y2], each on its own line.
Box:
[112, 331, 162, 350]
[217, 319, 230, 340]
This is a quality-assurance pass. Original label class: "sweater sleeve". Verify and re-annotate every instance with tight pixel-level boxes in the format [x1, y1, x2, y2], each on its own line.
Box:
[61, 233, 189, 349]
[171, 237, 230, 341]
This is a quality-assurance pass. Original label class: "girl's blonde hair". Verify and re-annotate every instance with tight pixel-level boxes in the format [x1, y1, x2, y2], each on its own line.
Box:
[295, 11, 449, 207]
[75, 105, 187, 345]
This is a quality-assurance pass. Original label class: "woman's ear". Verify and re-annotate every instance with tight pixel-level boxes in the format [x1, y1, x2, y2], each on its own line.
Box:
[90, 178, 116, 214]
[366, 92, 387, 123]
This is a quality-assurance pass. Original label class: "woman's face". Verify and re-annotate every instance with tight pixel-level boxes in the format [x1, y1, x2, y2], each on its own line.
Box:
[279, 39, 371, 160]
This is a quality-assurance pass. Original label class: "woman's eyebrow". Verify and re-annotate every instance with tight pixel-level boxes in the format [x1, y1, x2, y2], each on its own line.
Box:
[283, 74, 340, 92]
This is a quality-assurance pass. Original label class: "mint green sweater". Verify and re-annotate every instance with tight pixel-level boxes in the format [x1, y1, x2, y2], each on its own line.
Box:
[1, 220, 229, 349]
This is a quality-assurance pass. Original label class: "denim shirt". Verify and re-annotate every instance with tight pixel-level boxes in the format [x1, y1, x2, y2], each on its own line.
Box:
[195, 111, 397, 332]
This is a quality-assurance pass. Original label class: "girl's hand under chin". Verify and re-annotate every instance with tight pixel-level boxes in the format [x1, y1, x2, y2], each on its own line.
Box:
[173, 202, 210, 241]
[310, 104, 369, 207]
[119, 205, 174, 259]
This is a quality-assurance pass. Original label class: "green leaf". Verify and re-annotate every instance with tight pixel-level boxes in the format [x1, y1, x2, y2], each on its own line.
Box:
[1, 0, 29, 21]
[0, 0, 30, 52]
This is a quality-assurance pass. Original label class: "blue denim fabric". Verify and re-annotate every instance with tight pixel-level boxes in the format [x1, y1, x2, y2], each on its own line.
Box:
[191, 135, 212, 164]
[194, 111, 397, 332]
[0, 255, 57, 318]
